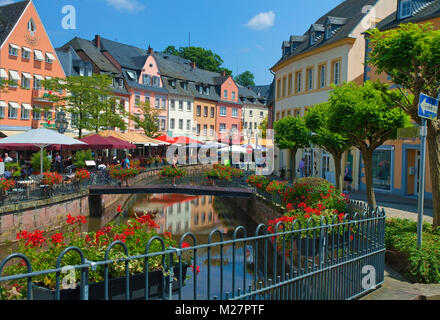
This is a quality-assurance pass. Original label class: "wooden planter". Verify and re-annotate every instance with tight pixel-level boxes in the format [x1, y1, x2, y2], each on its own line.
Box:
[31, 265, 188, 300]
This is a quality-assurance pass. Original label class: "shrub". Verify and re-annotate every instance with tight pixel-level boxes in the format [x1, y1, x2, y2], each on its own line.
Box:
[31, 150, 51, 173]
[158, 166, 186, 178]
[266, 180, 288, 195]
[42, 172, 63, 186]
[386, 218, 440, 283]
[282, 177, 348, 213]
[246, 174, 270, 190]
[74, 150, 93, 169]
[204, 165, 244, 181]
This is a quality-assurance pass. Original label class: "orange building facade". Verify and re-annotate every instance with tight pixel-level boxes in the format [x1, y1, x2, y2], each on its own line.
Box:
[0, 1, 65, 136]
[363, 5, 440, 199]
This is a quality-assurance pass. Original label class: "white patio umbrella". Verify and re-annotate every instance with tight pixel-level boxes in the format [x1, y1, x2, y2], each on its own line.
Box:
[218, 145, 248, 153]
[0, 128, 87, 177]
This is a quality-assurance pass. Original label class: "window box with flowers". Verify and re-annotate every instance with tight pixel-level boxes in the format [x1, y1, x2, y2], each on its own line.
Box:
[2, 210, 190, 300]
[158, 166, 186, 179]
[203, 165, 244, 186]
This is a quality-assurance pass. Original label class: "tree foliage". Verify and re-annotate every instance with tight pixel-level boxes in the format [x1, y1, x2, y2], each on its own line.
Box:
[367, 22, 440, 227]
[130, 100, 161, 138]
[304, 102, 352, 191]
[327, 81, 411, 206]
[163, 46, 232, 76]
[274, 116, 311, 182]
[234, 71, 255, 87]
[42, 74, 127, 138]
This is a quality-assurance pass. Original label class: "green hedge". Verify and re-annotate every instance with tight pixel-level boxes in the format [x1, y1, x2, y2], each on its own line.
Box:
[386, 218, 440, 283]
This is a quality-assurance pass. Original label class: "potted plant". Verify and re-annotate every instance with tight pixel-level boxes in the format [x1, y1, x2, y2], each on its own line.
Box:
[268, 187, 354, 257]
[0, 178, 15, 198]
[73, 150, 93, 170]
[40, 172, 63, 197]
[30, 150, 51, 175]
[2, 211, 190, 300]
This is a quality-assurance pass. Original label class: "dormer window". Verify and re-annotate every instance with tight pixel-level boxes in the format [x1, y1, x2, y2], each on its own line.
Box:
[325, 25, 332, 40]
[310, 32, 316, 46]
[181, 81, 188, 91]
[400, 0, 412, 19]
[169, 79, 176, 88]
[126, 71, 136, 81]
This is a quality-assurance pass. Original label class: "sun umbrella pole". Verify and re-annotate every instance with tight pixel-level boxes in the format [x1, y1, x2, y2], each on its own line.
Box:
[40, 146, 44, 178]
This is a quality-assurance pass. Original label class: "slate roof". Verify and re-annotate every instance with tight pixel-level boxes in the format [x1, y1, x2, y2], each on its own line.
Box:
[272, 0, 379, 70]
[238, 84, 267, 107]
[376, 0, 440, 30]
[55, 46, 84, 77]
[60, 37, 120, 75]
[0, 0, 29, 47]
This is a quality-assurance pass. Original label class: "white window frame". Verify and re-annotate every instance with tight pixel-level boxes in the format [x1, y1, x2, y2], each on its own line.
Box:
[220, 106, 227, 117]
[400, 0, 412, 19]
[9, 44, 19, 57]
[333, 61, 341, 85]
[232, 108, 238, 118]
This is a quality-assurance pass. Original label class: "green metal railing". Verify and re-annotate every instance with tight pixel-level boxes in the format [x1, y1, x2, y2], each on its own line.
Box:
[0, 206, 385, 300]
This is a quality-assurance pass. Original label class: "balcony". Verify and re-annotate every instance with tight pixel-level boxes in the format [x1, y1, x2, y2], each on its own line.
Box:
[32, 89, 55, 103]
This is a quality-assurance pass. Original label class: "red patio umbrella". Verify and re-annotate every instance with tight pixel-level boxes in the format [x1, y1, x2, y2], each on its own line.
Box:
[77, 134, 114, 150]
[174, 136, 203, 145]
[156, 135, 178, 144]
[104, 136, 136, 149]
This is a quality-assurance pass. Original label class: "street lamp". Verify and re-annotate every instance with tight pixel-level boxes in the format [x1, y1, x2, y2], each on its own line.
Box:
[55, 110, 69, 135]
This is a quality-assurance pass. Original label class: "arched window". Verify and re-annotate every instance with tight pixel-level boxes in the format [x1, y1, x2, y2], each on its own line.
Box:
[28, 19, 36, 33]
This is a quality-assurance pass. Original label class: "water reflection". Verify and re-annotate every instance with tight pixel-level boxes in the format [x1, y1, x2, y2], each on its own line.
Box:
[118, 193, 260, 300]
[123, 194, 229, 236]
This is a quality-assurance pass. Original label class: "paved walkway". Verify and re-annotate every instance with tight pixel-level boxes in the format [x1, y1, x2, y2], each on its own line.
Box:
[348, 191, 439, 299]
[360, 265, 440, 300]
[348, 191, 433, 223]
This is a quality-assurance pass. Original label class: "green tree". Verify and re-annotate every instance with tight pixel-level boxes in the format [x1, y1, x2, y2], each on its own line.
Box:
[367, 23, 440, 227]
[130, 100, 161, 138]
[327, 81, 411, 207]
[274, 116, 311, 182]
[234, 71, 255, 87]
[258, 116, 268, 138]
[42, 74, 126, 138]
[304, 102, 352, 191]
[163, 46, 232, 75]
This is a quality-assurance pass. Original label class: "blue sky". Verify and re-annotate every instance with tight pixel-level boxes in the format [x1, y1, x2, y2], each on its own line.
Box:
[5, 0, 344, 85]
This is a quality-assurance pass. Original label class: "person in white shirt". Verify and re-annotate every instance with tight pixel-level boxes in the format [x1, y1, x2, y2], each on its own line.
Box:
[3, 153, 13, 163]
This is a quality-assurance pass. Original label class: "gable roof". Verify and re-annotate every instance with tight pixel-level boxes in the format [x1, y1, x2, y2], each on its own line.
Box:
[272, 0, 379, 70]
[99, 37, 148, 70]
[0, 0, 30, 47]
[376, 0, 440, 31]
[60, 37, 120, 75]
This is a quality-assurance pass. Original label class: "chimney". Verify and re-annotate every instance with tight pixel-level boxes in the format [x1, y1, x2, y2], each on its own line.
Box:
[95, 35, 101, 49]
[148, 45, 153, 55]
[221, 70, 226, 77]
[191, 62, 196, 69]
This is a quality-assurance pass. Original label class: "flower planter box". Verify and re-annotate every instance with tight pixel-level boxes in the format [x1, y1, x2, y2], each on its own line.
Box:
[31, 265, 188, 300]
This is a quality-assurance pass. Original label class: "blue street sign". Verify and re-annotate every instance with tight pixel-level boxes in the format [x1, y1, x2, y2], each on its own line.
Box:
[418, 93, 439, 120]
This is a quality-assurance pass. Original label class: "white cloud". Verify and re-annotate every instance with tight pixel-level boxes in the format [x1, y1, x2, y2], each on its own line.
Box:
[106, 0, 145, 14]
[246, 11, 275, 30]
[0, 0, 16, 5]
